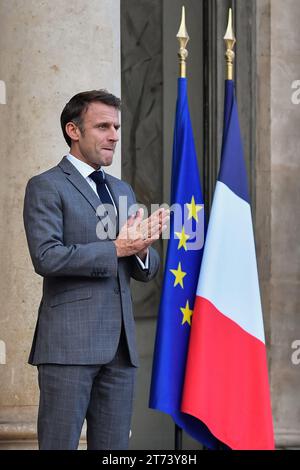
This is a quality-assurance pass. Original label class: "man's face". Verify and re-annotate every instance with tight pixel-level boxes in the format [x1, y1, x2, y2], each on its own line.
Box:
[73, 101, 120, 169]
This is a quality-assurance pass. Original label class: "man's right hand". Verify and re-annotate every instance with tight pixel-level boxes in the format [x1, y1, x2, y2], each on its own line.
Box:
[113, 208, 169, 258]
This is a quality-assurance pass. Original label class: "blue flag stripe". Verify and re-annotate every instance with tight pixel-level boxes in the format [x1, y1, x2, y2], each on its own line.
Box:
[218, 81, 250, 204]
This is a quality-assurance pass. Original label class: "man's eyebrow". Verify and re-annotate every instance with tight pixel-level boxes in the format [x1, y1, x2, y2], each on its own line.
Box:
[94, 121, 120, 128]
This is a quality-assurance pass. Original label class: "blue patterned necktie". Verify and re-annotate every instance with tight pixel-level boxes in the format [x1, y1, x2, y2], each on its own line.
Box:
[89, 170, 118, 231]
[89, 170, 114, 208]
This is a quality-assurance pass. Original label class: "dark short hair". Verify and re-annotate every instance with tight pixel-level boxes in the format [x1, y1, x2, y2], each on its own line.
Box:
[60, 89, 121, 147]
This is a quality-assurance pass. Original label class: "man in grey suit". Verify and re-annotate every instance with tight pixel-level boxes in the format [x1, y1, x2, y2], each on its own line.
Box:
[23, 89, 168, 450]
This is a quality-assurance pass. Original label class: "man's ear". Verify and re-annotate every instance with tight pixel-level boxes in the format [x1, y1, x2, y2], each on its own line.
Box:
[65, 122, 80, 142]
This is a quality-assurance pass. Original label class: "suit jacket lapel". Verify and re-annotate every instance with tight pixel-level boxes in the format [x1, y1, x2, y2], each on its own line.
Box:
[105, 174, 120, 213]
[58, 156, 101, 214]
[58, 157, 124, 236]
[105, 174, 122, 235]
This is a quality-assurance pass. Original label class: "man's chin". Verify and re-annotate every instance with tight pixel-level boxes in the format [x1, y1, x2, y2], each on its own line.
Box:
[101, 158, 113, 167]
[100, 154, 114, 166]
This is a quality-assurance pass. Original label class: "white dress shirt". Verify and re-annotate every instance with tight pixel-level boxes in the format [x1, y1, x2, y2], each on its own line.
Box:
[66, 154, 149, 270]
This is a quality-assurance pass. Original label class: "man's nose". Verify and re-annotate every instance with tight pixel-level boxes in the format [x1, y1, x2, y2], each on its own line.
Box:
[109, 127, 119, 142]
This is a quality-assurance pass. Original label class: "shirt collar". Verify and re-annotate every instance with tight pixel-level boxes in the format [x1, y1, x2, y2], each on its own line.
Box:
[66, 154, 105, 179]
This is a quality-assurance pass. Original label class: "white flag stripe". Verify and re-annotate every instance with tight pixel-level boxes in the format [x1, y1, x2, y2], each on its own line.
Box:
[196, 181, 265, 343]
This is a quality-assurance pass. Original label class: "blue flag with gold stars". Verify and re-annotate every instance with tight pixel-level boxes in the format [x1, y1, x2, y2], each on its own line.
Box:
[149, 78, 219, 447]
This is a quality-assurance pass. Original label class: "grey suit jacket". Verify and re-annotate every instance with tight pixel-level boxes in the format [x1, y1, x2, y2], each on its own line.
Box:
[23, 156, 160, 367]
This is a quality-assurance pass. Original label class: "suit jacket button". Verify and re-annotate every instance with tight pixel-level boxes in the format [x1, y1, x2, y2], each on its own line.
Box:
[114, 287, 119, 294]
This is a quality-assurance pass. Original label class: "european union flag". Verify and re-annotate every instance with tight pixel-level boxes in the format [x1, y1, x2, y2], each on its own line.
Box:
[149, 78, 218, 447]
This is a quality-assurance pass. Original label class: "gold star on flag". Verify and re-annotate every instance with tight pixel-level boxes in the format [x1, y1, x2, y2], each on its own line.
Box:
[175, 226, 190, 251]
[180, 300, 193, 326]
[170, 262, 187, 289]
[186, 196, 203, 222]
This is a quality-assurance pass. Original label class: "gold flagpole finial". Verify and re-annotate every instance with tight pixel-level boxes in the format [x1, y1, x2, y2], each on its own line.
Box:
[224, 8, 236, 80]
[176, 6, 189, 78]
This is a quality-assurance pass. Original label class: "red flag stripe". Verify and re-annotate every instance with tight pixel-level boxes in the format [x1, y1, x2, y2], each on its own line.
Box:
[182, 296, 274, 450]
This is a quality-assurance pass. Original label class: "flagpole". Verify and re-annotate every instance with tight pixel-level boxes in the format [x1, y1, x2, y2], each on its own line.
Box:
[224, 8, 236, 80]
[173, 5, 189, 451]
[177, 5, 189, 79]
[201, 8, 237, 452]
[211, 10, 237, 451]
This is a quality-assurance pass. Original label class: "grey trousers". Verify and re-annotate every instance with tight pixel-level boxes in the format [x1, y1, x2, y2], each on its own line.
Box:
[37, 331, 136, 450]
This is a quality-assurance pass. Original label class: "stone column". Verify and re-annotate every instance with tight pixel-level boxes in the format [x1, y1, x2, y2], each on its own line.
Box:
[269, 0, 300, 448]
[0, 0, 120, 449]
[257, 0, 300, 449]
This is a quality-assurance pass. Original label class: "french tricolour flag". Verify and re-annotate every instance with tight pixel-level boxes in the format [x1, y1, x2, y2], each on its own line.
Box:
[181, 80, 275, 450]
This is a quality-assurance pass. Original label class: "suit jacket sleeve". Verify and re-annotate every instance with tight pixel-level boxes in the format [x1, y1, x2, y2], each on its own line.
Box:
[130, 246, 160, 282]
[127, 185, 160, 282]
[23, 175, 118, 278]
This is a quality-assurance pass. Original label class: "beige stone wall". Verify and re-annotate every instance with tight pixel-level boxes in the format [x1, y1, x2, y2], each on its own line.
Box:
[269, 0, 300, 448]
[0, 0, 120, 448]
[256, 0, 300, 449]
